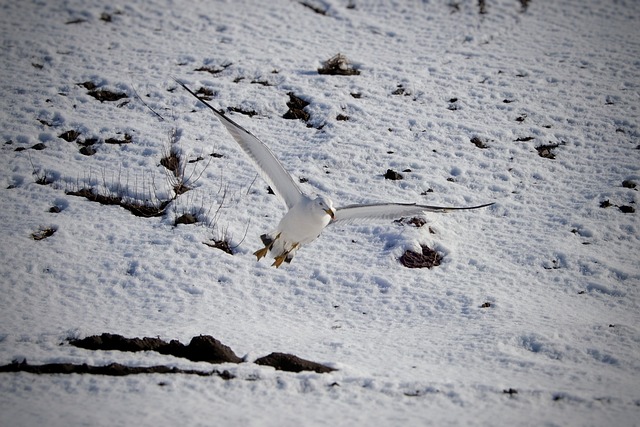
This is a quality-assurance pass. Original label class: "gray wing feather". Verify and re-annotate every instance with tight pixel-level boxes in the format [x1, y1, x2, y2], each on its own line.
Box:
[175, 79, 303, 209]
[333, 202, 494, 224]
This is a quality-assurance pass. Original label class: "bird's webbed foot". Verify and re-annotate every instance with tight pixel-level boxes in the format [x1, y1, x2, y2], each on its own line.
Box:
[255, 233, 280, 261]
[271, 243, 299, 268]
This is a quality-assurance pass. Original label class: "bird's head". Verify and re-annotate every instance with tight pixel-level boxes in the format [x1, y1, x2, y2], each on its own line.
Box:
[314, 195, 336, 220]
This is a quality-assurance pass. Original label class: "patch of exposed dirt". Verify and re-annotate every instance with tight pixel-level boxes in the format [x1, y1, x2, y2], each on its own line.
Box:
[59, 130, 81, 142]
[194, 62, 232, 75]
[64, 333, 334, 374]
[255, 352, 335, 373]
[0, 359, 234, 379]
[88, 89, 128, 102]
[66, 188, 169, 218]
[283, 93, 310, 122]
[31, 226, 57, 241]
[470, 136, 489, 149]
[399, 244, 442, 268]
[536, 143, 559, 159]
[105, 133, 132, 144]
[203, 239, 234, 255]
[318, 53, 360, 76]
[384, 169, 403, 180]
[71, 333, 242, 364]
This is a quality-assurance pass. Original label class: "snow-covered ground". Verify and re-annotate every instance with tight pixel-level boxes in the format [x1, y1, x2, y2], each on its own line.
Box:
[1, 0, 639, 425]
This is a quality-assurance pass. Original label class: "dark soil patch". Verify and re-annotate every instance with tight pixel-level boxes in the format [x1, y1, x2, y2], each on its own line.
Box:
[394, 217, 426, 228]
[105, 133, 132, 144]
[65, 333, 334, 374]
[536, 143, 559, 159]
[392, 85, 407, 96]
[622, 180, 636, 189]
[88, 89, 128, 102]
[175, 213, 198, 225]
[31, 227, 56, 241]
[78, 81, 98, 90]
[255, 352, 335, 374]
[299, 1, 327, 15]
[318, 53, 360, 76]
[34, 171, 54, 185]
[470, 136, 488, 149]
[250, 79, 271, 86]
[399, 244, 442, 268]
[67, 188, 169, 218]
[283, 93, 310, 122]
[0, 359, 234, 379]
[71, 334, 242, 364]
[228, 106, 258, 117]
[514, 136, 535, 142]
[195, 86, 215, 101]
[194, 63, 232, 75]
[65, 18, 87, 25]
[479, 0, 487, 14]
[160, 151, 180, 176]
[79, 146, 97, 156]
[384, 169, 403, 180]
[59, 130, 81, 142]
[203, 239, 234, 255]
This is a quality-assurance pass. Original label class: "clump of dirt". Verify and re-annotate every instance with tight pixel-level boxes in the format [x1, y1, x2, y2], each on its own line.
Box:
[195, 86, 215, 100]
[59, 130, 81, 142]
[471, 136, 489, 149]
[77, 81, 128, 102]
[65, 333, 335, 374]
[384, 169, 403, 180]
[66, 188, 169, 218]
[283, 92, 310, 122]
[31, 226, 56, 241]
[175, 213, 198, 225]
[0, 359, 234, 379]
[105, 133, 132, 144]
[255, 352, 335, 373]
[203, 239, 234, 255]
[228, 106, 258, 117]
[536, 143, 559, 159]
[299, 1, 327, 15]
[194, 62, 232, 75]
[318, 53, 360, 76]
[71, 333, 243, 364]
[399, 244, 442, 268]
[394, 217, 426, 228]
[88, 89, 128, 102]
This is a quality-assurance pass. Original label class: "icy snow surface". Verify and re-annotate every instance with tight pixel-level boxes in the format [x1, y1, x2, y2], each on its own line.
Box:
[0, 0, 639, 425]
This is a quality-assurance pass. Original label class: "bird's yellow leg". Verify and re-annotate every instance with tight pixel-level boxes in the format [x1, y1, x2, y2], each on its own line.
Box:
[254, 247, 269, 260]
[272, 254, 286, 268]
[254, 233, 281, 261]
[271, 242, 299, 268]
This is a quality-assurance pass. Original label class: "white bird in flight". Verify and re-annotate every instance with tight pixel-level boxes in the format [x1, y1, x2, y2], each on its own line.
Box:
[176, 80, 494, 267]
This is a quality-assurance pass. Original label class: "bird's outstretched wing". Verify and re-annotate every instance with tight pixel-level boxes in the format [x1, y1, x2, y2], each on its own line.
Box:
[174, 79, 303, 209]
[333, 202, 494, 225]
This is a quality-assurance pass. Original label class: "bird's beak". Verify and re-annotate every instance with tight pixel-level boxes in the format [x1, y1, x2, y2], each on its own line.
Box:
[325, 208, 336, 220]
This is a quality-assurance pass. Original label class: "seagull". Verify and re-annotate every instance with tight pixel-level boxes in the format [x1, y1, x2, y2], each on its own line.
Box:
[175, 80, 494, 267]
